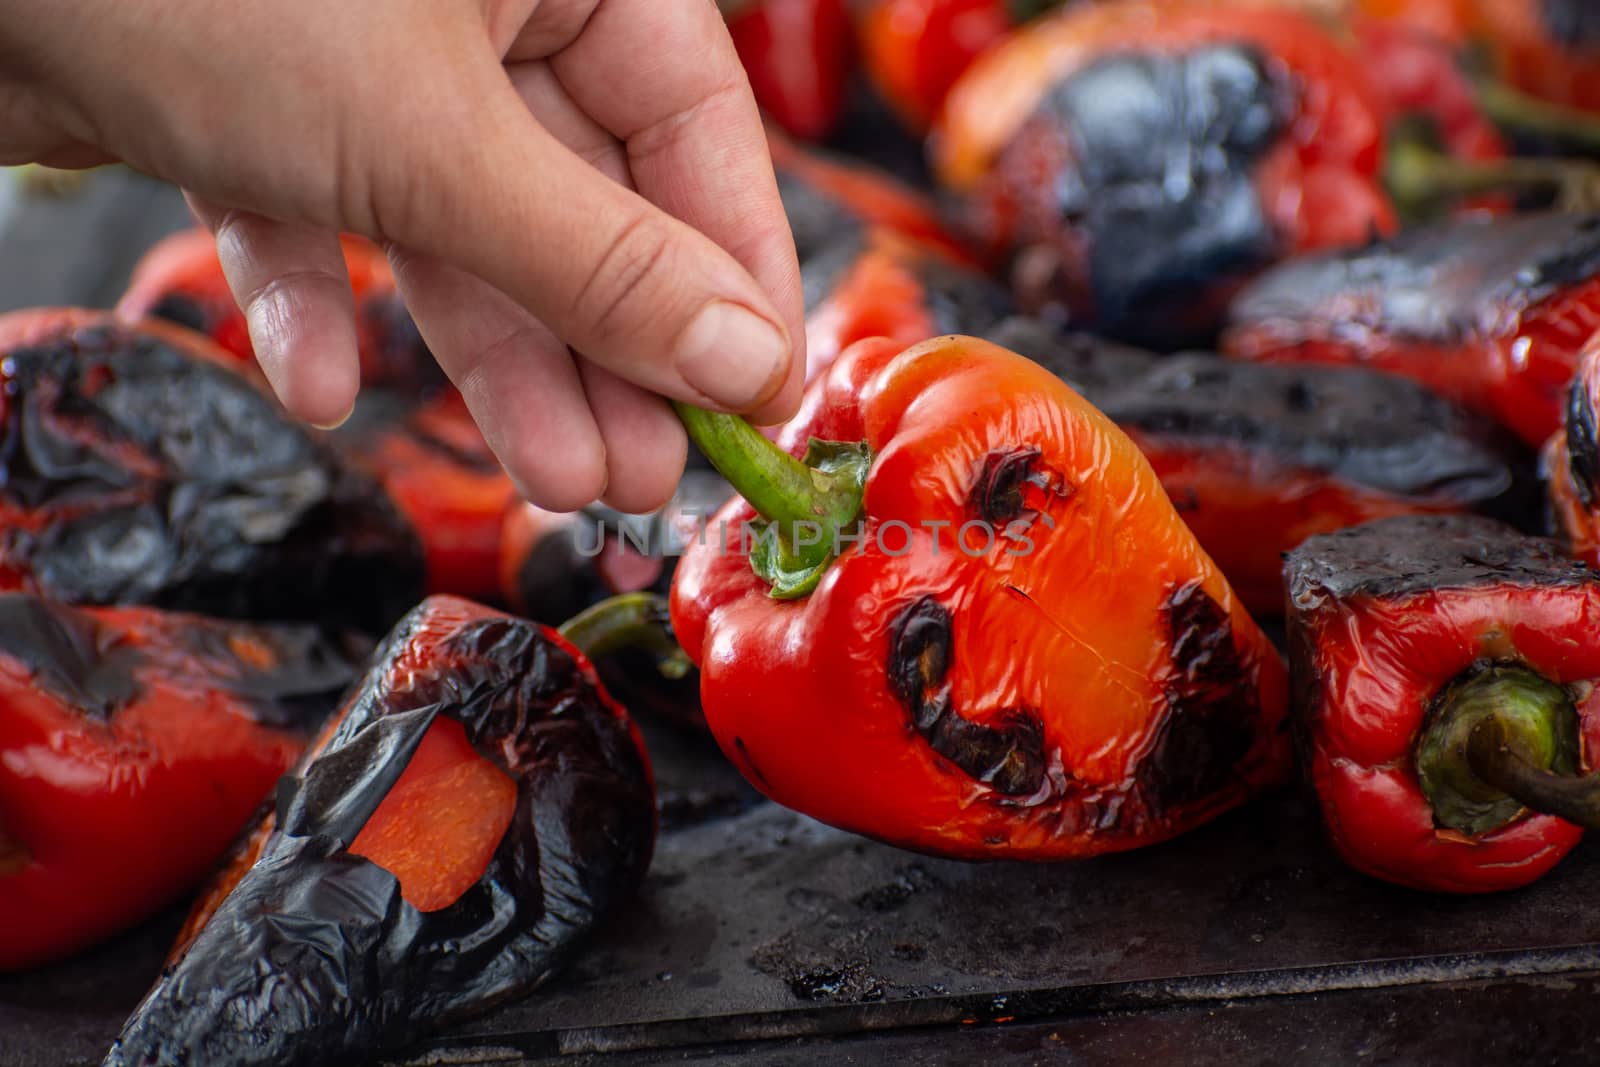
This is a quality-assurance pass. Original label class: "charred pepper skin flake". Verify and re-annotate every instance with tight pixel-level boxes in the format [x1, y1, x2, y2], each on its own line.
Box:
[1225, 211, 1600, 447]
[0, 310, 424, 631]
[1549, 336, 1600, 560]
[0, 594, 364, 971]
[106, 595, 655, 1067]
[936, 2, 1392, 349]
[1285, 514, 1600, 893]
[672, 335, 1289, 861]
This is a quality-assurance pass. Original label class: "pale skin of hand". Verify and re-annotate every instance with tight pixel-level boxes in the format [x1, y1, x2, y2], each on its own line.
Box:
[0, 0, 805, 513]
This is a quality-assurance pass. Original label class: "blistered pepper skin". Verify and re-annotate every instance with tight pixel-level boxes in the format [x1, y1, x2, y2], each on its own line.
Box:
[106, 595, 655, 1067]
[1225, 212, 1600, 447]
[672, 336, 1290, 860]
[0, 596, 363, 970]
[935, 1, 1393, 348]
[1548, 333, 1600, 561]
[1285, 515, 1600, 893]
[0, 310, 423, 632]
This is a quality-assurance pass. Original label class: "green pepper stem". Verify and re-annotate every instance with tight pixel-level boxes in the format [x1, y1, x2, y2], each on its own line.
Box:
[672, 403, 869, 599]
[1386, 139, 1600, 216]
[1476, 81, 1600, 155]
[1467, 717, 1600, 830]
[558, 593, 691, 680]
[1416, 663, 1593, 835]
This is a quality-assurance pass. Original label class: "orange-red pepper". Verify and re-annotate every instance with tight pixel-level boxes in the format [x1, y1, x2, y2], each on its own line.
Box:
[671, 335, 1289, 859]
[724, 0, 855, 141]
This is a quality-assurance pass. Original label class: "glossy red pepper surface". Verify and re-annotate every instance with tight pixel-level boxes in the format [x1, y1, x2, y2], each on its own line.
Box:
[859, 0, 1016, 131]
[726, 0, 855, 141]
[673, 335, 1289, 859]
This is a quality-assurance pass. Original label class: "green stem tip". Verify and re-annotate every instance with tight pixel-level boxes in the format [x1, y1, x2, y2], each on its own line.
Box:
[1386, 138, 1600, 219]
[673, 403, 869, 599]
[1416, 662, 1600, 836]
[558, 593, 692, 681]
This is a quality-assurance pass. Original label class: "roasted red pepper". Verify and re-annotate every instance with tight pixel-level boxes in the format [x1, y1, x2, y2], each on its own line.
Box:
[107, 595, 656, 1066]
[858, 0, 1018, 132]
[670, 334, 1289, 859]
[0, 595, 362, 970]
[1031, 339, 1532, 616]
[724, 0, 855, 141]
[1286, 514, 1600, 893]
[119, 228, 437, 391]
[343, 390, 519, 601]
[1224, 211, 1600, 448]
[0, 309, 422, 631]
[804, 227, 1014, 380]
[934, 1, 1395, 347]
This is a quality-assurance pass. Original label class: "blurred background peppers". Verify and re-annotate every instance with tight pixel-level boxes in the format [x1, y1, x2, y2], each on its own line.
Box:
[1286, 515, 1600, 893]
[671, 334, 1290, 859]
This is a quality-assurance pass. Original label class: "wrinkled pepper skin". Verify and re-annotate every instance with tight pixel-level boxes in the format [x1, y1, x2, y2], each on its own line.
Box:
[725, 0, 855, 141]
[1224, 212, 1600, 447]
[935, 0, 1394, 348]
[344, 391, 519, 601]
[106, 595, 655, 1067]
[804, 227, 1014, 380]
[672, 335, 1290, 859]
[1475, 0, 1600, 114]
[0, 310, 423, 631]
[1285, 514, 1600, 892]
[119, 228, 439, 392]
[1094, 354, 1531, 616]
[0, 595, 363, 970]
[858, 0, 1016, 132]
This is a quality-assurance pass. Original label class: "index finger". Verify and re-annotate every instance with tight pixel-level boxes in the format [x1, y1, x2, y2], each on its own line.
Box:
[550, 0, 806, 425]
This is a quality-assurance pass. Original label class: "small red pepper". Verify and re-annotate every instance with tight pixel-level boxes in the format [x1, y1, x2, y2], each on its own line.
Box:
[0, 595, 362, 970]
[110, 594, 656, 1066]
[723, 0, 856, 142]
[934, 0, 1395, 347]
[858, 0, 1017, 132]
[1285, 514, 1600, 893]
[1224, 211, 1600, 448]
[671, 334, 1289, 859]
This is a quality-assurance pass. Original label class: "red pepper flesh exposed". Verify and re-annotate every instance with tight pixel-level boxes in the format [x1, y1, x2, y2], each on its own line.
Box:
[0, 595, 362, 970]
[672, 334, 1290, 859]
[107, 595, 655, 1066]
[1224, 211, 1600, 447]
[1286, 514, 1600, 893]
[935, 0, 1394, 347]
[0, 309, 423, 631]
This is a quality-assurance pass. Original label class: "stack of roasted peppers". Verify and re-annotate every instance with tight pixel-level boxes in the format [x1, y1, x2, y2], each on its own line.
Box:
[14, 0, 1600, 1062]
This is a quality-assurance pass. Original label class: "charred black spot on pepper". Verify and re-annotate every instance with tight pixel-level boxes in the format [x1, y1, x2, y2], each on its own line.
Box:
[105, 599, 655, 1067]
[1567, 375, 1600, 509]
[916, 255, 1016, 337]
[1142, 583, 1257, 810]
[0, 595, 142, 719]
[146, 293, 212, 335]
[981, 318, 1158, 403]
[970, 449, 1044, 524]
[1015, 43, 1291, 347]
[888, 597, 1046, 796]
[1286, 514, 1593, 605]
[1231, 213, 1600, 346]
[0, 320, 423, 631]
[1542, 0, 1600, 47]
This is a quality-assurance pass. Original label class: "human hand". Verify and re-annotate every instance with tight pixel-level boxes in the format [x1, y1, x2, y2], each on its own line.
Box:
[0, 0, 804, 512]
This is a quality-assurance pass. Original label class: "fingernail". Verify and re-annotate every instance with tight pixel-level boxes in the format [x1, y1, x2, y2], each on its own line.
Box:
[675, 302, 788, 409]
[310, 402, 355, 432]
